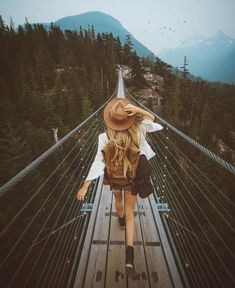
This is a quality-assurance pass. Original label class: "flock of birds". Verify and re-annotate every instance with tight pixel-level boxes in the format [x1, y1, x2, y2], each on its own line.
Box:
[144, 20, 187, 42]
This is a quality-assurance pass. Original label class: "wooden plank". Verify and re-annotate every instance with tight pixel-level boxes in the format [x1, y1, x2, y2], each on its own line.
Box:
[83, 185, 113, 288]
[105, 192, 127, 287]
[72, 176, 104, 288]
[138, 196, 173, 288]
[128, 195, 150, 288]
[149, 194, 184, 288]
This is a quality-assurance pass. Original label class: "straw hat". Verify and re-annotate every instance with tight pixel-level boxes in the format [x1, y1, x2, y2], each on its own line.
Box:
[103, 98, 135, 131]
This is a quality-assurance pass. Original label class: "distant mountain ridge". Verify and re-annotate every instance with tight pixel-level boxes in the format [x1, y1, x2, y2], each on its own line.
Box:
[159, 31, 235, 83]
[44, 11, 154, 58]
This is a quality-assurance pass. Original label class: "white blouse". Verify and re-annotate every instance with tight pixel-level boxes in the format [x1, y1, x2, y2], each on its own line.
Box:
[85, 119, 164, 181]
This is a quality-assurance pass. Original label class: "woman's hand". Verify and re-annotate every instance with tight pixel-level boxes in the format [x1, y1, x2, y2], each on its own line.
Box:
[123, 104, 140, 116]
[76, 186, 88, 201]
[124, 103, 155, 121]
[76, 181, 92, 201]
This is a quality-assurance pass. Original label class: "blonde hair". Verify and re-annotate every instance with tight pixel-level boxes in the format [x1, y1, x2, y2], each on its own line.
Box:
[106, 117, 143, 178]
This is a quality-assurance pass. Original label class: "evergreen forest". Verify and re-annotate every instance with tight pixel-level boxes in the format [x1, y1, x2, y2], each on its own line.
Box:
[0, 16, 234, 186]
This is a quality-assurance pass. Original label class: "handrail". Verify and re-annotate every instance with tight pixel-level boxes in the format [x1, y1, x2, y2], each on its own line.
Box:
[0, 84, 118, 196]
[125, 87, 235, 175]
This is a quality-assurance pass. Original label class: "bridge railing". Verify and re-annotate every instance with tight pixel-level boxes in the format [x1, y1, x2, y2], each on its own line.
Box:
[125, 86, 235, 288]
[0, 80, 119, 287]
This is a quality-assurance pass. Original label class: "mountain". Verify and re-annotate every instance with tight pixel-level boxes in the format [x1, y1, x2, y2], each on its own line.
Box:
[159, 31, 235, 83]
[44, 11, 154, 58]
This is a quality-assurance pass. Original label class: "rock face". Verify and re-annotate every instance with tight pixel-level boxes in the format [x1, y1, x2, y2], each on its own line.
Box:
[135, 88, 163, 115]
[122, 65, 164, 115]
[121, 65, 132, 79]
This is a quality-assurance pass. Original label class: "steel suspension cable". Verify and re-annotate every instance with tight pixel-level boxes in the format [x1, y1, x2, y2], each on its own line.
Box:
[35, 118, 105, 287]
[7, 120, 103, 288]
[157, 130, 235, 216]
[21, 117, 105, 288]
[154, 132, 235, 233]
[0, 113, 103, 239]
[150, 153, 218, 287]
[0, 99, 114, 196]
[125, 89, 235, 175]
[151, 132, 235, 255]
[148, 132, 235, 285]
[150, 145, 211, 287]
[43, 122, 105, 288]
[0, 115, 101, 267]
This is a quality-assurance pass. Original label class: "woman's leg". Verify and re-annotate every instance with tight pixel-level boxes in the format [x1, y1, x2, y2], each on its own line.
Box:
[113, 189, 124, 218]
[124, 192, 137, 247]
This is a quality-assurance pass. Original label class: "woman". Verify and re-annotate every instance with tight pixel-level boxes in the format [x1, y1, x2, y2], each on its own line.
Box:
[76, 98, 163, 278]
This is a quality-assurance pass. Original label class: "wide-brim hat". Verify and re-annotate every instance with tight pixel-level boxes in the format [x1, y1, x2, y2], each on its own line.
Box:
[103, 98, 135, 131]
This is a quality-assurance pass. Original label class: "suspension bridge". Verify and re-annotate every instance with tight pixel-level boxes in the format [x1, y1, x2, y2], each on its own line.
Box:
[0, 69, 234, 288]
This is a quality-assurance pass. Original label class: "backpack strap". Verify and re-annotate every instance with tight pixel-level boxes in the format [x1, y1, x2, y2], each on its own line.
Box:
[101, 144, 115, 189]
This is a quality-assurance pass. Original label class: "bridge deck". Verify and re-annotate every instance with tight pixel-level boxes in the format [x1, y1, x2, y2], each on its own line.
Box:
[73, 177, 183, 288]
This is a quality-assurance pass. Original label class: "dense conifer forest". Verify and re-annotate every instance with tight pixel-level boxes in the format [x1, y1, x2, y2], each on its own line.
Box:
[0, 16, 234, 186]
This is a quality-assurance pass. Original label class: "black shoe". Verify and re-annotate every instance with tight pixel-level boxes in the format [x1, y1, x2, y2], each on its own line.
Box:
[125, 246, 138, 279]
[118, 215, 126, 229]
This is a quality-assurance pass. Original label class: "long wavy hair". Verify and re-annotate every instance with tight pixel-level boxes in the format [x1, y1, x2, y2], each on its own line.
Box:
[106, 116, 143, 178]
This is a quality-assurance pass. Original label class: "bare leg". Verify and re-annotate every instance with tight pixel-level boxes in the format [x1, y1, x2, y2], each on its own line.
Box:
[113, 189, 124, 218]
[124, 192, 137, 247]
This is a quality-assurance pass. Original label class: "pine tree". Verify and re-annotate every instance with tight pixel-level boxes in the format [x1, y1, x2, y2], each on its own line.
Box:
[122, 34, 133, 66]
[0, 121, 31, 185]
[81, 92, 93, 120]
[114, 36, 122, 63]
[164, 73, 182, 123]
[153, 57, 165, 76]
[180, 56, 189, 82]
[130, 52, 146, 88]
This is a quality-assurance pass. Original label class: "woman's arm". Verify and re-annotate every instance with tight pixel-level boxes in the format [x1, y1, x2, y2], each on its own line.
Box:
[124, 104, 155, 121]
[76, 180, 92, 201]
[76, 133, 107, 201]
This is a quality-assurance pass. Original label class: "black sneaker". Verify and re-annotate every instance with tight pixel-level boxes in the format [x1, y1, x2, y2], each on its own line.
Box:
[125, 246, 138, 279]
[118, 215, 126, 229]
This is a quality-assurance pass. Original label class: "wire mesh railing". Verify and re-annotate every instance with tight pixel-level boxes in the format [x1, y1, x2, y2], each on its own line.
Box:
[0, 110, 106, 287]
[0, 73, 120, 288]
[125, 86, 235, 288]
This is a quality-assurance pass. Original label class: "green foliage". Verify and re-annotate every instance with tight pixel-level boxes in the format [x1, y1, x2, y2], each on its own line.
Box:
[130, 52, 147, 88]
[0, 18, 131, 183]
[164, 73, 182, 122]
[0, 121, 31, 185]
[81, 92, 93, 120]
[0, 16, 152, 185]
[135, 53, 235, 168]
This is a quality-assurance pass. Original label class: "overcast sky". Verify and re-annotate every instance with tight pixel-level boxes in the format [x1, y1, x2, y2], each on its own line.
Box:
[1, 0, 235, 53]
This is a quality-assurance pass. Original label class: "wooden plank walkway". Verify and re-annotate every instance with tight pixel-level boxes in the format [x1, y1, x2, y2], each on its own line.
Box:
[73, 180, 183, 288]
